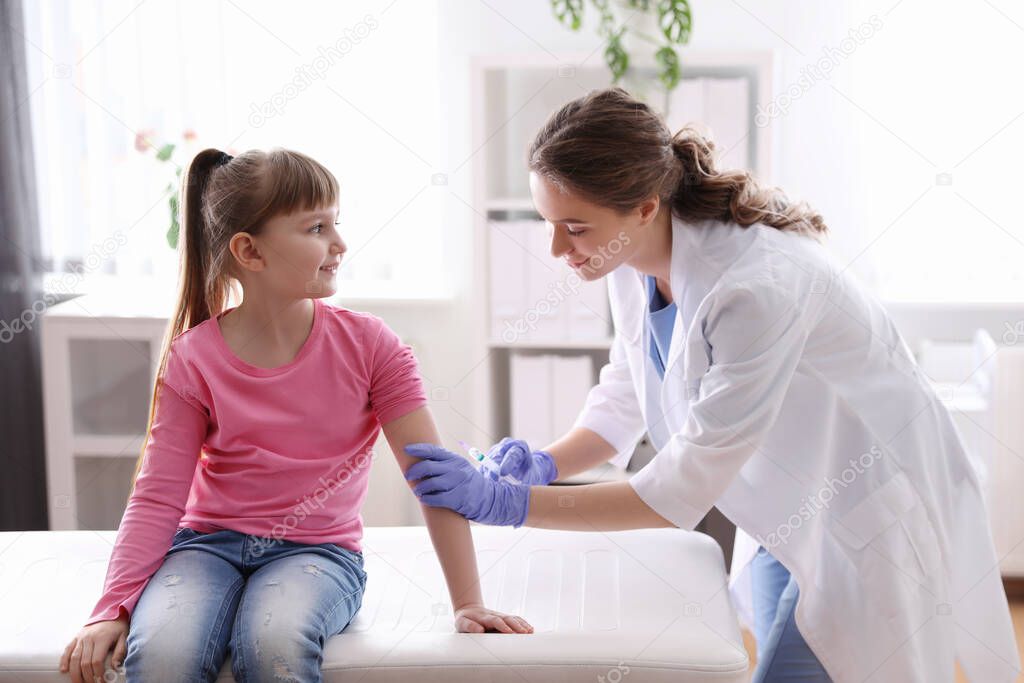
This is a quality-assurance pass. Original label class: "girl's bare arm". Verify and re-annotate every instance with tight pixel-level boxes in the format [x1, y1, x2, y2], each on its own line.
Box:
[382, 407, 532, 634]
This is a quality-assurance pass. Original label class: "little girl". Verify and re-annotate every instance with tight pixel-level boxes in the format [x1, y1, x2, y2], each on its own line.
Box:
[59, 147, 532, 683]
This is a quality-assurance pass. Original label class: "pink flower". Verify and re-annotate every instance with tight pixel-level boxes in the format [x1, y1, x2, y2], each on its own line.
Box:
[134, 129, 156, 153]
[183, 129, 197, 142]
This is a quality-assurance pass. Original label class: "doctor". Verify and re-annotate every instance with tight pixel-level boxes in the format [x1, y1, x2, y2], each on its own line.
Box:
[405, 88, 1018, 682]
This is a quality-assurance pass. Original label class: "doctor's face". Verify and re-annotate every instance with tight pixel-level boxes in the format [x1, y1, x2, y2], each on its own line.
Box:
[529, 172, 648, 281]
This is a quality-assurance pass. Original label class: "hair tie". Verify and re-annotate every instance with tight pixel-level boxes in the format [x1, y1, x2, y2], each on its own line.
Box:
[217, 152, 233, 166]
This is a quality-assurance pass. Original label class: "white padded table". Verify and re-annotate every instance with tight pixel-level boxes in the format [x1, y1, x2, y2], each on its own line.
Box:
[0, 527, 748, 681]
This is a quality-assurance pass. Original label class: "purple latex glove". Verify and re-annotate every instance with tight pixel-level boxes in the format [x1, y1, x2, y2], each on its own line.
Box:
[404, 443, 531, 527]
[486, 437, 558, 485]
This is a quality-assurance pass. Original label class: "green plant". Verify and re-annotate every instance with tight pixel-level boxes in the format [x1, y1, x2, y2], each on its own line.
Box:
[134, 129, 195, 250]
[551, 0, 693, 91]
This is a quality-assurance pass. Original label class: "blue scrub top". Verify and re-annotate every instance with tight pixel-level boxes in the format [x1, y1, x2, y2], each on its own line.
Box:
[646, 275, 677, 380]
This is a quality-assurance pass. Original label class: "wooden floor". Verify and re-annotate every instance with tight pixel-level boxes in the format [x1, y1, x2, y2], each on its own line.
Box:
[740, 598, 1024, 681]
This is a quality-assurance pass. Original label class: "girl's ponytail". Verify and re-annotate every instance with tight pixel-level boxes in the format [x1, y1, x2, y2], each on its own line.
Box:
[173, 148, 235, 336]
[127, 148, 235, 497]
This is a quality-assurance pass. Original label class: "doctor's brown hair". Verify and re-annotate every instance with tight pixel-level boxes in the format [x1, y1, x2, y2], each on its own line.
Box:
[127, 147, 339, 498]
[528, 87, 828, 238]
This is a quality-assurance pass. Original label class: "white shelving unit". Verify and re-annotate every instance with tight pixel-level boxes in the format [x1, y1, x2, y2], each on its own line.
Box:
[468, 51, 776, 487]
[41, 286, 178, 530]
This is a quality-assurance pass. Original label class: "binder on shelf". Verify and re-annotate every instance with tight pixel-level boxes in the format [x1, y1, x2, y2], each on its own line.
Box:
[665, 76, 751, 172]
[702, 78, 750, 171]
[510, 353, 595, 449]
[551, 355, 595, 438]
[567, 276, 611, 341]
[524, 222, 569, 342]
[510, 353, 553, 447]
[664, 77, 706, 136]
[488, 220, 529, 344]
[488, 220, 610, 344]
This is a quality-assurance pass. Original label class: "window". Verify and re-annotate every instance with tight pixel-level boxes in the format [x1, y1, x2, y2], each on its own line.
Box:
[22, 0, 446, 299]
[843, 4, 1024, 303]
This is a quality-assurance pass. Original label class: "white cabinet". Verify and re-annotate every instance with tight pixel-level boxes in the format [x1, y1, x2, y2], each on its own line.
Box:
[989, 345, 1024, 577]
[917, 331, 1024, 578]
[41, 287, 173, 530]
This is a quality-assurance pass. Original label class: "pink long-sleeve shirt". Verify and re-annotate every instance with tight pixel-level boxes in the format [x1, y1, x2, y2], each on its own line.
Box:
[85, 297, 427, 626]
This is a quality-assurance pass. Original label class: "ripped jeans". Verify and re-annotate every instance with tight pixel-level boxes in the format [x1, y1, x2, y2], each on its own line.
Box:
[124, 526, 367, 683]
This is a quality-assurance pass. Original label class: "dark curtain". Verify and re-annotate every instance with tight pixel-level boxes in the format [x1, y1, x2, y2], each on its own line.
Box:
[0, 0, 48, 529]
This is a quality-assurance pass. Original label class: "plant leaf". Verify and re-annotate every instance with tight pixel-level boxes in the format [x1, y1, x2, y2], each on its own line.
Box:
[156, 143, 175, 162]
[658, 0, 692, 44]
[604, 29, 629, 82]
[590, 0, 614, 37]
[656, 45, 681, 90]
[551, 0, 584, 31]
[167, 193, 179, 249]
[167, 220, 178, 249]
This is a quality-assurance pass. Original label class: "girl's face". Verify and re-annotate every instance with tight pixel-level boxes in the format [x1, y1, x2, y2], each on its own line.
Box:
[234, 205, 346, 297]
[528, 172, 655, 281]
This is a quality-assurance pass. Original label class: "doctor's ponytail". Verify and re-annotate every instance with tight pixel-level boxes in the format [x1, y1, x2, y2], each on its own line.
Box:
[529, 87, 828, 239]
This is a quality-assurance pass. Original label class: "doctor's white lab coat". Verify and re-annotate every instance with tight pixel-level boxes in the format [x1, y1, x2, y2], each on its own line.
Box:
[573, 213, 1019, 682]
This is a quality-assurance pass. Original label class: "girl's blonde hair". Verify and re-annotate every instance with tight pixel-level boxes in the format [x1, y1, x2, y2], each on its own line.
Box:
[529, 87, 828, 238]
[127, 148, 339, 497]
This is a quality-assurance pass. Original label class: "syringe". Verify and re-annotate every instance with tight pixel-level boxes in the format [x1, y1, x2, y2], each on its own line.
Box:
[458, 440, 521, 484]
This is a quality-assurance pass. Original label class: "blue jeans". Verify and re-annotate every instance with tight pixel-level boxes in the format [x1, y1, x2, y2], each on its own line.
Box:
[125, 527, 367, 682]
[751, 547, 831, 682]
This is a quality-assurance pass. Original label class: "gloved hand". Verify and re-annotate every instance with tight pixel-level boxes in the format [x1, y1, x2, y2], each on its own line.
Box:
[486, 437, 558, 485]
[404, 443, 531, 527]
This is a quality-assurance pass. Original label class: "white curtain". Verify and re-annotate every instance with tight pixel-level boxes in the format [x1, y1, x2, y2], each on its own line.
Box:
[22, 0, 445, 297]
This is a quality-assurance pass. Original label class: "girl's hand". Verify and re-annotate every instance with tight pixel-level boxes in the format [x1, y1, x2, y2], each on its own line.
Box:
[59, 616, 129, 683]
[454, 604, 534, 634]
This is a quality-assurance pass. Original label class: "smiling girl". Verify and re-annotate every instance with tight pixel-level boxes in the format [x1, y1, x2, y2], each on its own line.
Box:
[59, 147, 531, 683]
